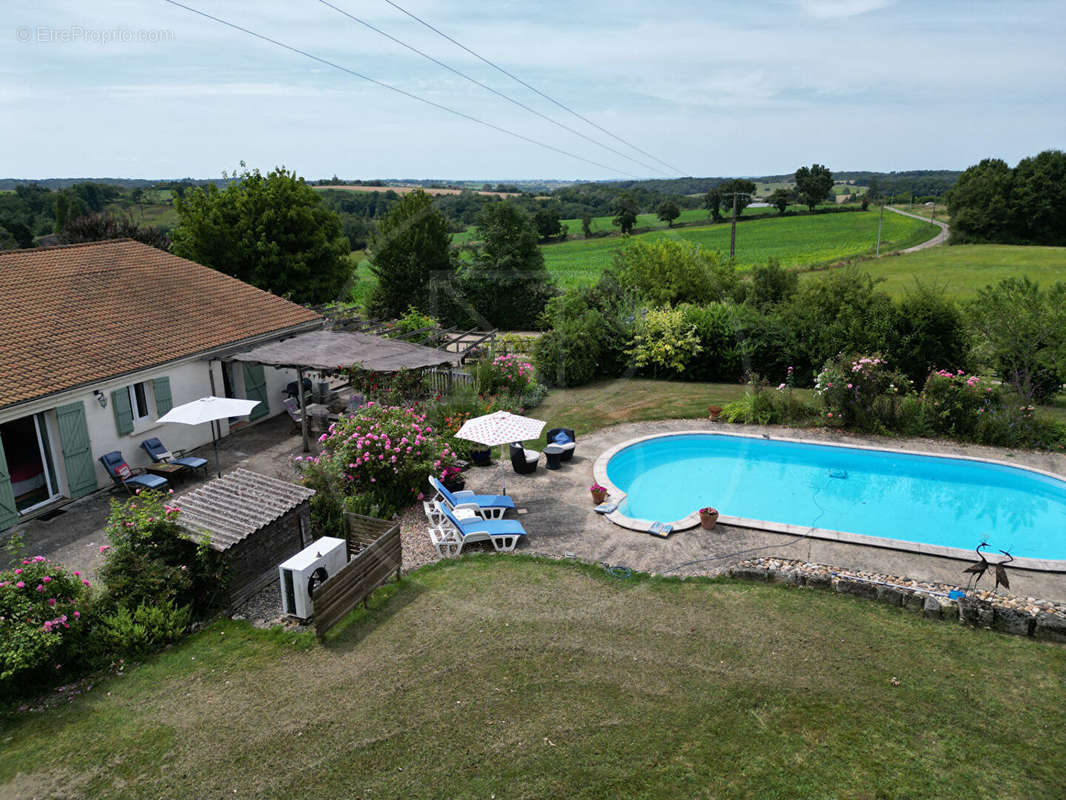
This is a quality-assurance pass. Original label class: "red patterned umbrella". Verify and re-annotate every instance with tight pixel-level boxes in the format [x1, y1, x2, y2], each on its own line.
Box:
[454, 410, 546, 493]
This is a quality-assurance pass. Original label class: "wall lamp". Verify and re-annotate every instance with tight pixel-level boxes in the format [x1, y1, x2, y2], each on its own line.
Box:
[93, 389, 108, 408]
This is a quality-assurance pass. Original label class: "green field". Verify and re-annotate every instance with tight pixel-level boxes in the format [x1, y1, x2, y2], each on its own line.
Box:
[3, 558, 1064, 799]
[540, 210, 937, 289]
[803, 244, 1066, 300]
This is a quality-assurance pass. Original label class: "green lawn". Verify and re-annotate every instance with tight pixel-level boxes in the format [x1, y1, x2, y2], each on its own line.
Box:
[3, 558, 1063, 799]
[541, 210, 937, 289]
[802, 244, 1066, 300]
[529, 378, 755, 436]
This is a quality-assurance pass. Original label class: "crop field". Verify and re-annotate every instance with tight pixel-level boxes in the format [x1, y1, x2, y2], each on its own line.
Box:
[452, 203, 842, 246]
[806, 243, 1066, 300]
[541, 210, 937, 289]
[104, 201, 180, 228]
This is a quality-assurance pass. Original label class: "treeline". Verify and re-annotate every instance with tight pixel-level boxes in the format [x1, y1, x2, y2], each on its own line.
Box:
[947, 150, 1066, 246]
[0, 181, 173, 250]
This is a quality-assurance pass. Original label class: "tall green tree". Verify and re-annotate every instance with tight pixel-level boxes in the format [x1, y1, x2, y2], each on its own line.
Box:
[794, 164, 834, 212]
[612, 192, 639, 234]
[767, 188, 794, 215]
[367, 189, 455, 319]
[1008, 150, 1066, 245]
[460, 202, 557, 329]
[947, 158, 1014, 244]
[533, 205, 566, 242]
[703, 188, 722, 221]
[172, 165, 350, 304]
[718, 179, 756, 215]
[657, 200, 681, 227]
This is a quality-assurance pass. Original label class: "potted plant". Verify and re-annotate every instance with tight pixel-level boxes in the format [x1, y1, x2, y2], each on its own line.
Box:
[442, 466, 466, 493]
[707, 405, 723, 421]
[698, 506, 719, 530]
[590, 483, 608, 505]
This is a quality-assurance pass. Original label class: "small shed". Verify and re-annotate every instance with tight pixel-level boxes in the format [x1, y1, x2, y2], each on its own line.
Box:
[175, 468, 316, 605]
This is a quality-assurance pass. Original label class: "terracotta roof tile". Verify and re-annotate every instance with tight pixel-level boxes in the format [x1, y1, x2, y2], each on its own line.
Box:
[0, 239, 322, 409]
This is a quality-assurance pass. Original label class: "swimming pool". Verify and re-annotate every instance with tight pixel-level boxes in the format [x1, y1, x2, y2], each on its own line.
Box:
[597, 432, 1066, 563]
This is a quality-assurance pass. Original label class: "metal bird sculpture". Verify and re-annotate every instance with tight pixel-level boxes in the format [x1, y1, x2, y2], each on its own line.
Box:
[962, 541, 990, 591]
[992, 549, 1013, 593]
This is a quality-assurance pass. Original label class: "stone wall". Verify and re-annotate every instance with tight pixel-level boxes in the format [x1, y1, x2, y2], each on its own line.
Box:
[728, 561, 1066, 644]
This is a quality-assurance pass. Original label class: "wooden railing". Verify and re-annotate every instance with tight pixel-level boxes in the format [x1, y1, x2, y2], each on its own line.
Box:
[312, 514, 402, 637]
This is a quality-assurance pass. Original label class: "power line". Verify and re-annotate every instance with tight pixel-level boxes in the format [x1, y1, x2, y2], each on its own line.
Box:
[316, 0, 669, 177]
[161, 0, 639, 178]
[380, 0, 686, 176]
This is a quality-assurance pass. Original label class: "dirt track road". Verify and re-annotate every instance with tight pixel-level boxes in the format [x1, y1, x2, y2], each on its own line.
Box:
[887, 205, 949, 252]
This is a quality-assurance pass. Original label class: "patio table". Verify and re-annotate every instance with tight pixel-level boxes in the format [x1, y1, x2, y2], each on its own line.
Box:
[544, 444, 566, 470]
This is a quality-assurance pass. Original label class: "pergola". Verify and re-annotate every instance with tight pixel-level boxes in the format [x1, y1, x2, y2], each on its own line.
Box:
[231, 329, 457, 451]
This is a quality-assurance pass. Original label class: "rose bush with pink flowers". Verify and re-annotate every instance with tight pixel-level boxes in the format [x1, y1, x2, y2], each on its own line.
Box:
[0, 555, 91, 693]
[816, 353, 912, 430]
[298, 403, 461, 530]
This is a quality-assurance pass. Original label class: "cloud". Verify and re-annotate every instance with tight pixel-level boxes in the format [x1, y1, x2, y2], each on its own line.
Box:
[796, 0, 895, 18]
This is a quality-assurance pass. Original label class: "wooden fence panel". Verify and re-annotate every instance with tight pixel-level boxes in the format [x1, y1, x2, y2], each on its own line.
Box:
[313, 516, 402, 636]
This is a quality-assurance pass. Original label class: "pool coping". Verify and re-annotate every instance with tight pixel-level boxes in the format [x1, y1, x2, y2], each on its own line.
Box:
[592, 429, 1066, 574]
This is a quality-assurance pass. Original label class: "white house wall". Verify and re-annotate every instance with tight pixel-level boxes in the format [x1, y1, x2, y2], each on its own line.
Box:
[0, 357, 298, 499]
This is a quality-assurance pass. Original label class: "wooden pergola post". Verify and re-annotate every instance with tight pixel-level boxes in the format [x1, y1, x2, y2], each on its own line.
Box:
[298, 366, 310, 453]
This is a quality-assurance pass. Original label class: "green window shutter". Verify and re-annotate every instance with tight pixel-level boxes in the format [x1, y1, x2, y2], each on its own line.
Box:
[242, 363, 270, 421]
[111, 388, 134, 436]
[152, 377, 173, 417]
[0, 431, 19, 531]
[56, 402, 99, 499]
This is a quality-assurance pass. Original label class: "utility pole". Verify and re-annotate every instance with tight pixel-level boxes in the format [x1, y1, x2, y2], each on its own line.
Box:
[876, 200, 885, 256]
[730, 191, 738, 260]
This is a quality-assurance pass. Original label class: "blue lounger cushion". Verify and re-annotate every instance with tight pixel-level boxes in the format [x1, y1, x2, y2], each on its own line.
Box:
[127, 473, 169, 490]
[441, 505, 527, 538]
[429, 475, 516, 511]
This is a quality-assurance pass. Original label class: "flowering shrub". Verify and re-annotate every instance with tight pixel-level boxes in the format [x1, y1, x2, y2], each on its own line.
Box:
[0, 555, 91, 692]
[300, 403, 461, 520]
[100, 490, 226, 619]
[921, 369, 1001, 437]
[816, 353, 911, 431]
[472, 354, 536, 397]
[627, 306, 703, 375]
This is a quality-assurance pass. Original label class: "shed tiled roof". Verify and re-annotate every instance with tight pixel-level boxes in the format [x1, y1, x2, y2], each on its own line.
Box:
[175, 468, 315, 550]
[0, 239, 322, 409]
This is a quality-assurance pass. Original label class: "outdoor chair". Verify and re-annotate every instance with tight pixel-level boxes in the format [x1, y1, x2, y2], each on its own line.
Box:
[282, 397, 305, 433]
[428, 475, 515, 519]
[140, 437, 209, 479]
[510, 442, 540, 475]
[544, 428, 577, 462]
[283, 378, 313, 399]
[428, 500, 527, 557]
[99, 451, 170, 494]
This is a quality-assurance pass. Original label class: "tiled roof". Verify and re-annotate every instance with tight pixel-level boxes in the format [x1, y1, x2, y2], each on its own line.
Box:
[175, 468, 316, 550]
[0, 239, 322, 409]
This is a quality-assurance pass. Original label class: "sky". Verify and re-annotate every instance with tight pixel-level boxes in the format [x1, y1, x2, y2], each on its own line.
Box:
[2, 0, 1064, 181]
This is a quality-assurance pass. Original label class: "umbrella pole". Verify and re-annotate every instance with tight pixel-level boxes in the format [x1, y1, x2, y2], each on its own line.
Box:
[501, 443, 506, 495]
[212, 419, 222, 478]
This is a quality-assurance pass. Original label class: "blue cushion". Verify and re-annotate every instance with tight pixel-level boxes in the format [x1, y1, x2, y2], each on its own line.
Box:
[553, 432, 573, 445]
[175, 456, 209, 470]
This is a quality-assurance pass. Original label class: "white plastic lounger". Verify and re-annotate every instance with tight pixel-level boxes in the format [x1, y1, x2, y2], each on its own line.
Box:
[427, 501, 527, 557]
[428, 475, 515, 520]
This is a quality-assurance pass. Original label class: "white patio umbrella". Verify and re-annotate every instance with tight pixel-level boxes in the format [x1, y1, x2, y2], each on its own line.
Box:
[157, 396, 262, 478]
[454, 410, 546, 494]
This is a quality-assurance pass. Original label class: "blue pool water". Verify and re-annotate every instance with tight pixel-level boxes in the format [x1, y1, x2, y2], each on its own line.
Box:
[605, 434, 1066, 560]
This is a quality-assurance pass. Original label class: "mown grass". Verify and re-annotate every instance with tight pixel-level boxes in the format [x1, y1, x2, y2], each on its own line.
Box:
[541, 210, 937, 289]
[2, 557, 1064, 799]
[529, 379, 757, 436]
[802, 244, 1066, 300]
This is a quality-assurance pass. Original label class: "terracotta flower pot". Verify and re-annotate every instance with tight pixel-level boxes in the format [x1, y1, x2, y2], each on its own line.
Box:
[699, 508, 719, 530]
[591, 488, 607, 505]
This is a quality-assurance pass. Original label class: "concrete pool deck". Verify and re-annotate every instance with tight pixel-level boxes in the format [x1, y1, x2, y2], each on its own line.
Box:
[459, 419, 1066, 604]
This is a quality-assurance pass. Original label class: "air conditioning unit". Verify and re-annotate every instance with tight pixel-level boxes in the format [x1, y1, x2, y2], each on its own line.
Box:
[278, 537, 347, 620]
